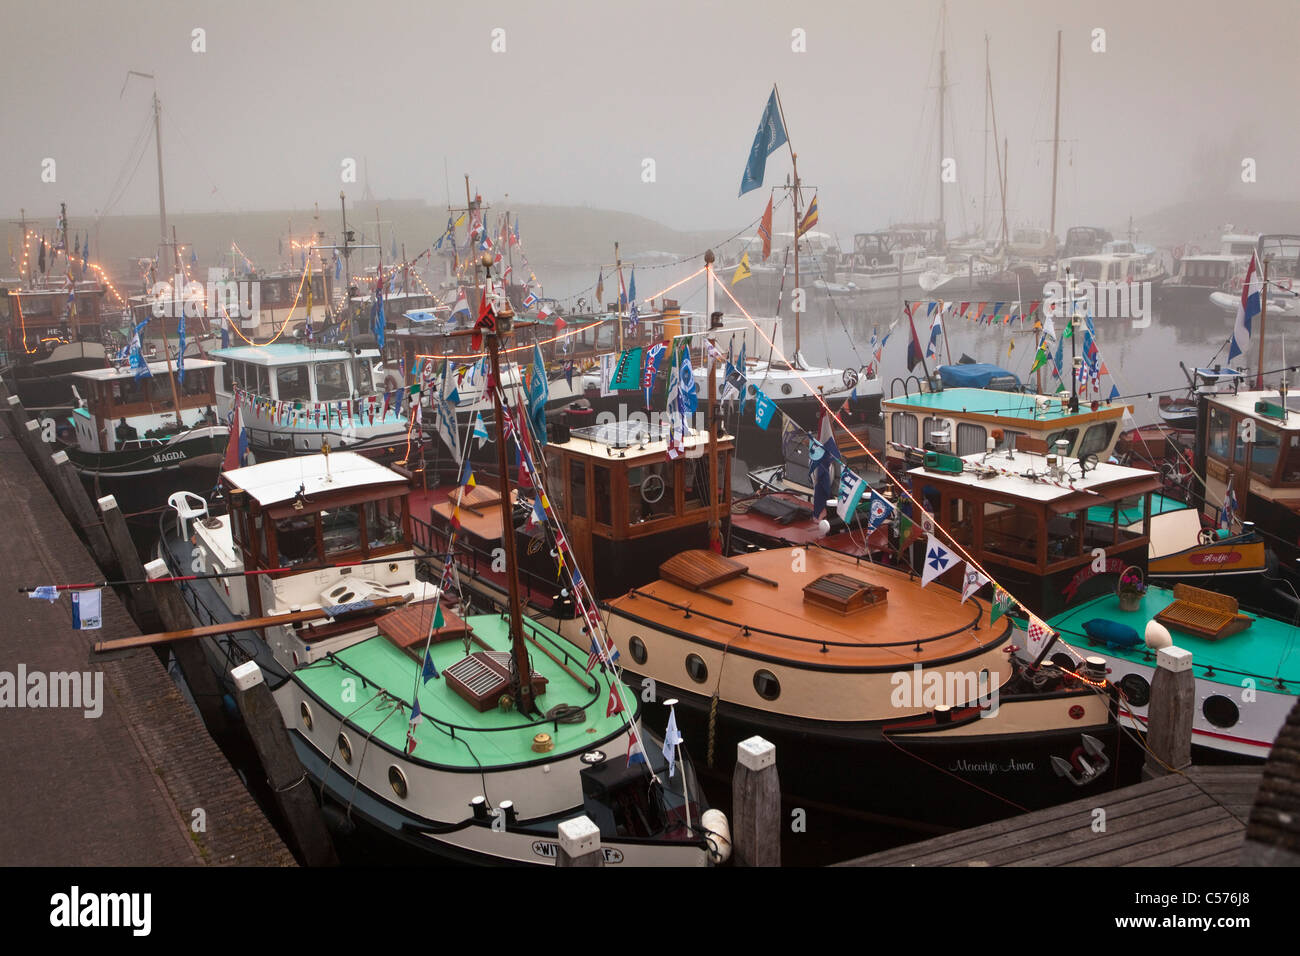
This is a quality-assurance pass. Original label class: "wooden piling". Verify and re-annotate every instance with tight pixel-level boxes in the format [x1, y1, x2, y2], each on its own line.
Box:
[1142, 646, 1194, 779]
[556, 815, 604, 867]
[732, 735, 781, 867]
[98, 494, 161, 632]
[142, 558, 234, 735]
[229, 660, 339, 867]
[46, 447, 118, 572]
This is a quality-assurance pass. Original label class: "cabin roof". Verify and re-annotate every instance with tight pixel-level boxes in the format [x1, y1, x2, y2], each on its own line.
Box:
[211, 344, 380, 365]
[552, 422, 733, 463]
[71, 358, 222, 381]
[1205, 390, 1300, 430]
[908, 449, 1158, 504]
[883, 387, 1126, 423]
[223, 451, 406, 506]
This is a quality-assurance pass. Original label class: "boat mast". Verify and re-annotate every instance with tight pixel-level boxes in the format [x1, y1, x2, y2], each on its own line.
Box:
[1049, 30, 1061, 242]
[152, 86, 168, 254]
[982, 35, 989, 242]
[938, 45, 946, 244]
[704, 250, 721, 551]
[482, 281, 535, 716]
[159, 225, 186, 422]
[339, 191, 352, 330]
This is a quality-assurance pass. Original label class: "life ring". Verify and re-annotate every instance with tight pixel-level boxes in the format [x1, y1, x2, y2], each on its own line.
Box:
[1198, 528, 1216, 546]
[640, 474, 666, 504]
[842, 367, 859, 389]
[869, 257, 880, 269]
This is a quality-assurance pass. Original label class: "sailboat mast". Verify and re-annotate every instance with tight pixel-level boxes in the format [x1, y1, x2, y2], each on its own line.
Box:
[159, 226, 185, 422]
[938, 47, 946, 237]
[982, 35, 989, 241]
[339, 191, 352, 329]
[1050, 30, 1061, 241]
[153, 90, 168, 252]
[484, 294, 535, 716]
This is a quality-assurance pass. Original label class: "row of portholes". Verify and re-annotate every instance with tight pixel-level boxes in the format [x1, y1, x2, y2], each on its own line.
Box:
[1115, 673, 1241, 729]
[627, 636, 781, 701]
[301, 700, 411, 799]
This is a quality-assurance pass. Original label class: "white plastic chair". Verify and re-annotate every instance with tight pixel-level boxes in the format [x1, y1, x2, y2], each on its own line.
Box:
[168, 491, 209, 540]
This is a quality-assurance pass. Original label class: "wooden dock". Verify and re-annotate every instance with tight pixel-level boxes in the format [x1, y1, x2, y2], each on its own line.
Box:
[841, 766, 1262, 867]
[0, 421, 295, 866]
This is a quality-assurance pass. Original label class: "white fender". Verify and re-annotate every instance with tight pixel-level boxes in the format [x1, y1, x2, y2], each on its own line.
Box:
[701, 808, 731, 864]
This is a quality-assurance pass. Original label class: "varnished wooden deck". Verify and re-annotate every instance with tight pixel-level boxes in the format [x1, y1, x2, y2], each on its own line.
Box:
[609, 545, 1000, 669]
[841, 766, 1262, 867]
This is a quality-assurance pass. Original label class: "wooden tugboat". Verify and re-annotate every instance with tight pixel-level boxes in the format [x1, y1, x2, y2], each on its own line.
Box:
[906, 439, 1293, 762]
[63, 357, 227, 510]
[160, 297, 724, 865]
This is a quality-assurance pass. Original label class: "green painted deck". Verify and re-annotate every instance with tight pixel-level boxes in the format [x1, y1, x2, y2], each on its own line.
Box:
[1086, 493, 1186, 527]
[1046, 588, 1299, 693]
[295, 614, 626, 768]
[885, 387, 1112, 423]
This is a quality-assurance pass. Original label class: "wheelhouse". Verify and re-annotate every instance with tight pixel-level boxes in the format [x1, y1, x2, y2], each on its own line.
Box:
[212, 344, 381, 403]
[908, 448, 1159, 618]
[69, 358, 220, 453]
[883, 387, 1128, 466]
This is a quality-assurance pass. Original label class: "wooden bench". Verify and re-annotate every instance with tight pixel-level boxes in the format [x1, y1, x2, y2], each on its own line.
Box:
[1155, 583, 1254, 639]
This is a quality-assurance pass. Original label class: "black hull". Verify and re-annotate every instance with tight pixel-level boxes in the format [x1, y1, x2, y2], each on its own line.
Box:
[624, 674, 1140, 832]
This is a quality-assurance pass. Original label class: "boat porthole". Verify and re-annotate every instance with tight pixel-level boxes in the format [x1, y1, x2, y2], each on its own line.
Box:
[781, 383, 793, 395]
[389, 765, 409, 799]
[629, 635, 648, 665]
[685, 653, 708, 684]
[1203, 695, 1240, 729]
[753, 669, 781, 701]
[299, 701, 313, 732]
[338, 733, 353, 765]
[1117, 673, 1151, 708]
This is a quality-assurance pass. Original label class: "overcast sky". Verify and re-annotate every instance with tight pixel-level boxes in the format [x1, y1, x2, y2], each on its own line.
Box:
[3, 0, 1298, 240]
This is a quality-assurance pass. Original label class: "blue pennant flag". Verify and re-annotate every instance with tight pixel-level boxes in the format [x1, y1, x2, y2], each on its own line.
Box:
[177, 312, 186, 384]
[528, 342, 549, 445]
[422, 649, 439, 683]
[129, 320, 152, 380]
[334, 253, 341, 281]
[739, 88, 788, 197]
[752, 386, 777, 430]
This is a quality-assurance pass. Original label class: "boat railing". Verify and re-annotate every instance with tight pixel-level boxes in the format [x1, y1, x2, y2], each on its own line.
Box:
[315, 642, 602, 739]
[619, 587, 985, 653]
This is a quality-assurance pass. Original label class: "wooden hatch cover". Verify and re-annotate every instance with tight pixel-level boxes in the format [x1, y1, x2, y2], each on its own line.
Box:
[379, 601, 473, 659]
[444, 651, 548, 712]
[803, 573, 888, 615]
[660, 549, 748, 591]
[1155, 583, 1253, 639]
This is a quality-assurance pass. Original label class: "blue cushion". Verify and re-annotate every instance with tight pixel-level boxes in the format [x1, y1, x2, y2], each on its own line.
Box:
[1083, 618, 1141, 649]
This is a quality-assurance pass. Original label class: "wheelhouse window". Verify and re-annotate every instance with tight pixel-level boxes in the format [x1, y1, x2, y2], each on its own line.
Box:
[1250, 423, 1282, 480]
[628, 461, 675, 523]
[891, 412, 918, 447]
[956, 423, 987, 456]
[364, 498, 405, 551]
[592, 464, 613, 526]
[322, 505, 362, 556]
[276, 364, 312, 402]
[569, 460, 587, 518]
[275, 514, 320, 566]
[1208, 407, 1232, 460]
[946, 496, 974, 548]
[982, 500, 1039, 563]
[315, 362, 350, 401]
[1078, 422, 1117, 458]
[683, 459, 708, 511]
[1281, 434, 1300, 484]
[1045, 427, 1079, 455]
[1046, 510, 1084, 562]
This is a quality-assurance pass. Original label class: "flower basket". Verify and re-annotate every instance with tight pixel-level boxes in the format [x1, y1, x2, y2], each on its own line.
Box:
[1115, 565, 1146, 612]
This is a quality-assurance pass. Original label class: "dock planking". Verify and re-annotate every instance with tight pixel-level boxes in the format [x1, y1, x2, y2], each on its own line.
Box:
[840, 766, 1261, 867]
[0, 422, 295, 866]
